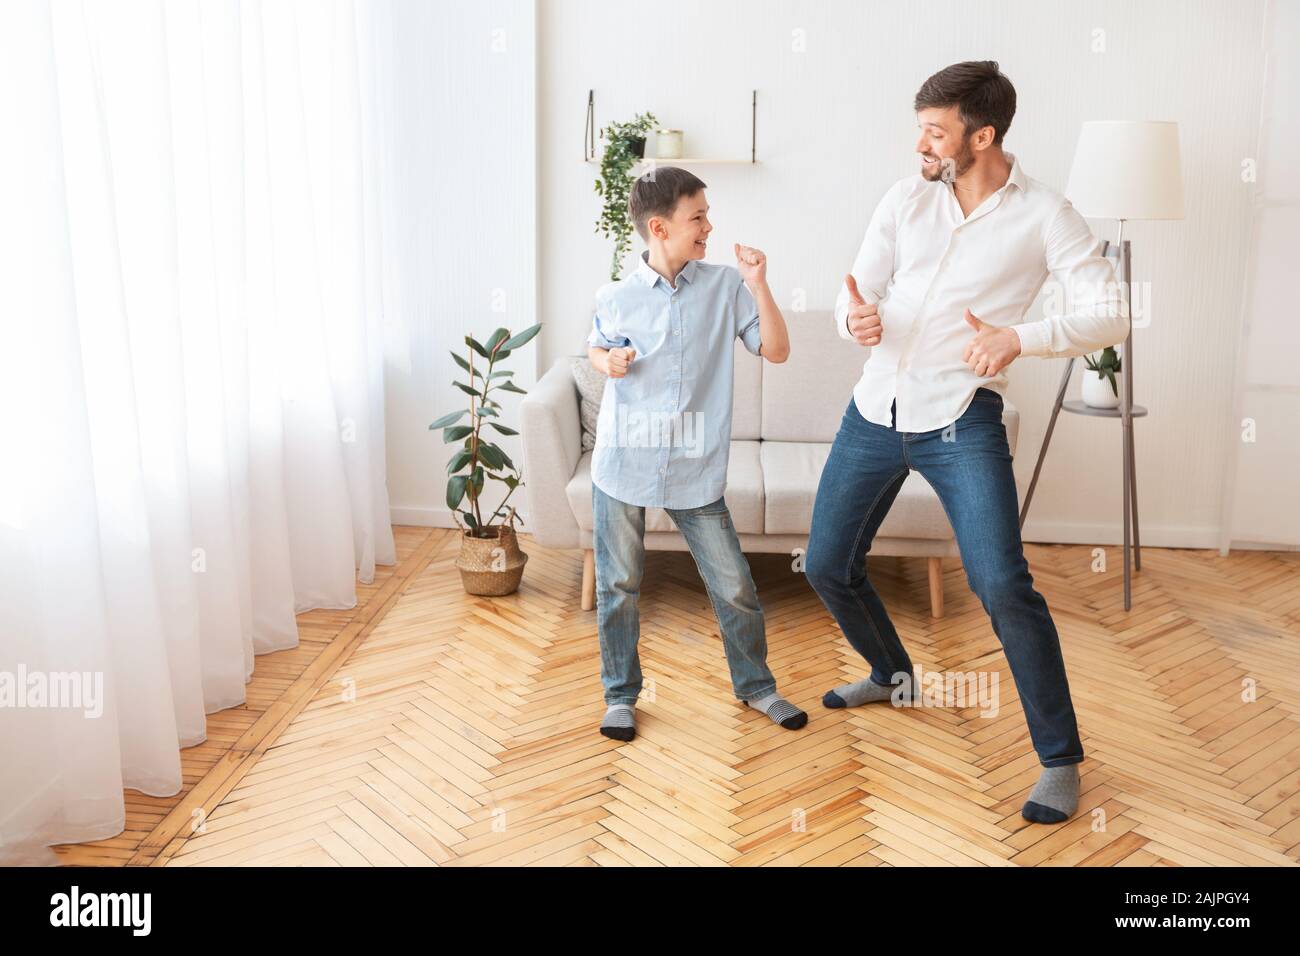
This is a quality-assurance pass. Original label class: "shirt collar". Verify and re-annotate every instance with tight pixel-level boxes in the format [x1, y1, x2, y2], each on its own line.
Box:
[634, 250, 697, 289]
[1002, 151, 1026, 193]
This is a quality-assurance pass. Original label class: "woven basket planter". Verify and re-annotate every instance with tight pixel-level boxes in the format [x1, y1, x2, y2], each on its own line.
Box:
[455, 525, 528, 596]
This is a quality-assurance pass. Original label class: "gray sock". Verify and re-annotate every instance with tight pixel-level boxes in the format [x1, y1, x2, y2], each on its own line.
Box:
[599, 703, 636, 741]
[822, 674, 903, 708]
[1021, 764, 1080, 824]
[743, 691, 807, 730]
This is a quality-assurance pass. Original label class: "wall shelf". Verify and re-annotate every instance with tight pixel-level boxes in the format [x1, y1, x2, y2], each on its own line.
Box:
[583, 89, 757, 164]
[582, 157, 758, 166]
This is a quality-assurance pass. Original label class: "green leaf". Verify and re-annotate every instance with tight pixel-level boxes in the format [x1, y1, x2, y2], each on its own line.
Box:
[447, 450, 472, 474]
[462, 510, 478, 530]
[503, 475, 520, 489]
[470, 466, 485, 497]
[489, 422, 519, 436]
[443, 425, 473, 442]
[476, 405, 499, 417]
[486, 328, 510, 355]
[488, 370, 514, 380]
[497, 380, 527, 395]
[454, 381, 483, 398]
[477, 443, 506, 470]
[475, 442, 514, 470]
[451, 352, 479, 378]
[501, 324, 541, 352]
[446, 475, 468, 510]
[429, 409, 466, 430]
[465, 335, 489, 359]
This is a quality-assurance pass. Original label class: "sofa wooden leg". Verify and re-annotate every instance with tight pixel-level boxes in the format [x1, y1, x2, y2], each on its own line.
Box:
[927, 557, 944, 619]
[581, 549, 595, 611]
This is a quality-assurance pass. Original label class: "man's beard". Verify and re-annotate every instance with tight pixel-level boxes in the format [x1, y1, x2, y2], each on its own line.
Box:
[921, 137, 976, 183]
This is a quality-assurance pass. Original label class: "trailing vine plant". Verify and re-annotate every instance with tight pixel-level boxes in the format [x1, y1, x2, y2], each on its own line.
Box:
[593, 111, 659, 280]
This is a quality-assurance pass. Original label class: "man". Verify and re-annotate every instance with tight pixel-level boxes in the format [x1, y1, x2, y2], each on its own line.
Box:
[804, 60, 1128, 824]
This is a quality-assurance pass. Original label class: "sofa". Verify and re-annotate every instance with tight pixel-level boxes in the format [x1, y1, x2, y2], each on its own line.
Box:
[519, 310, 1020, 618]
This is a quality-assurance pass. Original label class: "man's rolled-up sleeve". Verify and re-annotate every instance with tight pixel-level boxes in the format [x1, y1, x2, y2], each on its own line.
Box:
[1011, 201, 1130, 359]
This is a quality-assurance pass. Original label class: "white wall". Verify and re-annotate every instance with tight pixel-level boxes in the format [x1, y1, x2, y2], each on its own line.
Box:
[537, 0, 1273, 548]
[1222, 0, 1300, 551]
[377, 0, 1288, 548]
[374, 0, 537, 528]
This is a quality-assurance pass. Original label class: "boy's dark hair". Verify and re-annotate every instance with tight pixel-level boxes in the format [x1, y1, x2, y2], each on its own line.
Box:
[913, 60, 1016, 146]
[628, 166, 707, 240]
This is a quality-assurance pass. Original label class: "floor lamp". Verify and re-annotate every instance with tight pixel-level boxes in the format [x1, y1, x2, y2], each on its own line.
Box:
[1018, 121, 1185, 610]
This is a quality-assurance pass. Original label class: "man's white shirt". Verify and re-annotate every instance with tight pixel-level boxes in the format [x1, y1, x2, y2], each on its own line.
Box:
[835, 151, 1130, 433]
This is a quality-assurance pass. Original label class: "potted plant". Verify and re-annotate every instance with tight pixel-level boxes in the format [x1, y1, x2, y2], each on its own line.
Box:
[430, 323, 542, 595]
[1082, 346, 1122, 409]
[593, 111, 658, 280]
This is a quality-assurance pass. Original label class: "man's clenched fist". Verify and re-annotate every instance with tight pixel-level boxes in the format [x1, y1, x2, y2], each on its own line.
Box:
[845, 274, 882, 347]
[606, 347, 636, 378]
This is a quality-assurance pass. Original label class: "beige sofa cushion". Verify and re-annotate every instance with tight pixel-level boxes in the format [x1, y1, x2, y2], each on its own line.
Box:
[762, 312, 868, 442]
[759, 441, 956, 540]
[566, 440, 765, 535]
[731, 340, 762, 441]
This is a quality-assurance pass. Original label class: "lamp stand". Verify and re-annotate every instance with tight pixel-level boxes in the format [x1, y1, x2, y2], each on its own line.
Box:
[1018, 226, 1143, 609]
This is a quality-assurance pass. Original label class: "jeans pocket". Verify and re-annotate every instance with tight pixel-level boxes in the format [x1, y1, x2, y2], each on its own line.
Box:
[694, 500, 731, 527]
[698, 508, 730, 528]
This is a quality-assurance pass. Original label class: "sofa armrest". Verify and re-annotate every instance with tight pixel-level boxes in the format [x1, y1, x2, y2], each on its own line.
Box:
[519, 357, 584, 549]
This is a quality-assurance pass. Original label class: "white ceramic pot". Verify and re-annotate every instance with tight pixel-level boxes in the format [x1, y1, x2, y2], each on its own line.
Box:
[1081, 371, 1120, 409]
[655, 129, 683, 159]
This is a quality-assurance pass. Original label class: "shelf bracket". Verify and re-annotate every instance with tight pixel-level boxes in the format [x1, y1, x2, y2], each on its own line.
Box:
[584, 89, 595, 161]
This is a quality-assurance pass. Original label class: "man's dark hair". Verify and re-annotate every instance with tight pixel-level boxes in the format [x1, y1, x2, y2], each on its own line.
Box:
[628, 166, 707, 240]
[913, 60, 1016, 146]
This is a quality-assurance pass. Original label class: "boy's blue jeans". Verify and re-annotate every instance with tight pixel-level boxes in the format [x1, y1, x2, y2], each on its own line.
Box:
[805, 388, 1084, 768]
[592, 482, 778, 706]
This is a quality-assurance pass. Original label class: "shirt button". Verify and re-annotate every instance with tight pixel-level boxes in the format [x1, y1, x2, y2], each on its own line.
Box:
[673, 329, 680, 335]
[660, 467, 667, 475]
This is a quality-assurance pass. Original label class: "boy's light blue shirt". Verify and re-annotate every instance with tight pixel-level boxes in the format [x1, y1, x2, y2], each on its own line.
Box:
[587, 250, 762, 510]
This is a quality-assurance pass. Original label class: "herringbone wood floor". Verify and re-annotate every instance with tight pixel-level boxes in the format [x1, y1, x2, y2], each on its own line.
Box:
[52, 525, 442, 867]
[59, 529, 1300, 866]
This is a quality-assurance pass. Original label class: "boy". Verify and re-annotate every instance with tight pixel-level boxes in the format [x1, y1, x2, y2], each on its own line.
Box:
[586, 166, 804, 741]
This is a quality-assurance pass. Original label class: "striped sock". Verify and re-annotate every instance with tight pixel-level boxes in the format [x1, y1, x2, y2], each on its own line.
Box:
[744, 691, 807, 730]
[599, 703, 636, 741]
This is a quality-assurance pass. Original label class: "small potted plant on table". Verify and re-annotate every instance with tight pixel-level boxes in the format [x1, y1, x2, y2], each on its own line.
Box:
[1082, 346, 1122, 409]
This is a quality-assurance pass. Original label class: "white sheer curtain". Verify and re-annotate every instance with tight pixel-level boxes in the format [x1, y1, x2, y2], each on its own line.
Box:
[0, 0, 395, 861]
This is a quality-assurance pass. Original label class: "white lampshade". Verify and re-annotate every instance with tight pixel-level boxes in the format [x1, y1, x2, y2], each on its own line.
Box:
[1065, 121, 1185, 221]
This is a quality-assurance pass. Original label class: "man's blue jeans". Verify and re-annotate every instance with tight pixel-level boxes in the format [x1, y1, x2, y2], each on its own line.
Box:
[805, 389, 1084, 768]
[592, 482, 778, 706]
